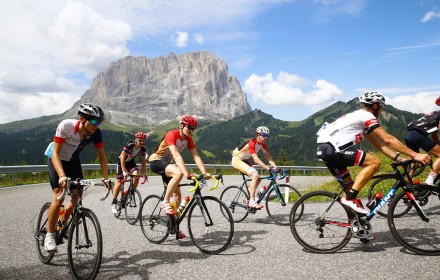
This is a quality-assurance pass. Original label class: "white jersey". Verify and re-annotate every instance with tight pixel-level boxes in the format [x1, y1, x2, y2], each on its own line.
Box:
[317, 109, 380, 151]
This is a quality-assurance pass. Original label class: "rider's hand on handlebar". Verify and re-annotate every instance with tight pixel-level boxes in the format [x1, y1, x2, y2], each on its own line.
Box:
[123, 170, 129, 177]
[142, 174, 148, 182]
[414, 153, 431, 166]
[58, 175, 68, 188]
[203, 173, 212, 179]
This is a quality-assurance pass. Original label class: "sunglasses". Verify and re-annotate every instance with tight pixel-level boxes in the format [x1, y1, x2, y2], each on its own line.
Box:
[88, 119, 103, 126]
[136, 139, 144, 143]
[186, 125, 195, 131]
[260, 133, 269, 138]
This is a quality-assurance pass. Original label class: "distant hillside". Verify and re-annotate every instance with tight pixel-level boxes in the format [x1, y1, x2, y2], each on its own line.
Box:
[0, 99, 424, 166]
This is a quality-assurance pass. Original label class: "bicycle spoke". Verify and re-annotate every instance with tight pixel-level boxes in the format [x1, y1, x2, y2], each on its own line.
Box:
[140, 195, 169, 243]
[266, 184, 301, 225]
[220, 185, 249, 223]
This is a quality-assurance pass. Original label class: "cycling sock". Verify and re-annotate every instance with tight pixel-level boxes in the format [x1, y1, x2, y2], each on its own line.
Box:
[425, 170, 438, 185]
[345, 189, 359, 200]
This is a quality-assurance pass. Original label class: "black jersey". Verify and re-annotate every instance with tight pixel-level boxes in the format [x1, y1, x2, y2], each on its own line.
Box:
[407, 111, 440, 135]
[119, 141, 147, 162]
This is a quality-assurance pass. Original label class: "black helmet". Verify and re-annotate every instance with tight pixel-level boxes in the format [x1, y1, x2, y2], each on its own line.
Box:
[78, 103, 105, 120]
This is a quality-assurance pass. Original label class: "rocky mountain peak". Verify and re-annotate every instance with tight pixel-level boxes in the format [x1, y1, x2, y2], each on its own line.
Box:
[66, 51, 251, 126]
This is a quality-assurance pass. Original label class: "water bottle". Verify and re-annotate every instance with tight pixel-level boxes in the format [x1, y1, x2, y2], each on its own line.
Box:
[123, 189, 129, 196]
[178, 196, 190, 213]
[57, 205, 65, 231]
[366, 193, 383, 210]
[257, 185, 267, 199]
[169, 198, 177, 213]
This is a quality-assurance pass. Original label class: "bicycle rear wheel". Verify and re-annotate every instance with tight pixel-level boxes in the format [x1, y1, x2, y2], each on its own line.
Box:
[220, 185, 249, 223]
[140, 195, 169, 244]
[367, 175, 411, 218]
[265, 184, 302, 225]
[388, 185, 440, 255]
[188, 196, 234, 254]
[35, 202, 55, 264]
[290, 191, 352, 253]
[125, 188, 142, 225]
[67, 208, 102, 280]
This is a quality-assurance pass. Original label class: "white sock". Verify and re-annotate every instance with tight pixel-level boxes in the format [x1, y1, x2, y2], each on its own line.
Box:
[425, 171, 438, 185]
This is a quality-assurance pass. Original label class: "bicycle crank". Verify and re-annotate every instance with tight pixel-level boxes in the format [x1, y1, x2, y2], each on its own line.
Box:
[350, 219, 372, 239]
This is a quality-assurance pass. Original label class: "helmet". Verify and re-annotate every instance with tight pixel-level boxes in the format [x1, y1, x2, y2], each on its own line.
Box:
[78, 103, 105, 120]
[135, 131, 147, 139]
[436, 97, 440, 106]
[256, 126, 270, 135]
[359, 92, 386, 105]
[180, 115, 198, 129]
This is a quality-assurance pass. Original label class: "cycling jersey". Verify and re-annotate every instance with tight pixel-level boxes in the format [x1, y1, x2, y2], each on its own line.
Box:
[232, 138, 268, 160]
[119, 141, 147, 162]
[407, 111, 440, 135]
[149, 130, 195, 163]
[317, 109, 380, 152]
[45, 119, 104, 161]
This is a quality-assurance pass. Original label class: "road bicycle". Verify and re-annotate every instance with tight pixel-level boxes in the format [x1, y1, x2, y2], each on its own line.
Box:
[35, 178, 110, 279]
[289, 160, 440, 255]
[220, 169, 301, 225]
[107, 173, 147, 225]
[139, 174, 234, 254]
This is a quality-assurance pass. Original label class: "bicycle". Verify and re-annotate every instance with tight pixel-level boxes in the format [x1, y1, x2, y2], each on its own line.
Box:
[289, 160, 440, 255]
[107, 173, 147, 225]
[35, 178, 110, 279]
[139, 174, 234, 254]
[220, 169, 302, 225]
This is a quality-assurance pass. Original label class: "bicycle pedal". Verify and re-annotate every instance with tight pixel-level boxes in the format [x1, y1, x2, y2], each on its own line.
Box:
[249, 208, 257, 214]
[359, 236, 375, 244]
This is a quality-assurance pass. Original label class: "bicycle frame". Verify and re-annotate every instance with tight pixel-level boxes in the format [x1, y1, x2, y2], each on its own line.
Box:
[240, 170, 288, 205]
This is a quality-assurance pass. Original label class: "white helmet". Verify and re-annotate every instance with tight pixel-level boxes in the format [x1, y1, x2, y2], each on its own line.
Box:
[359, 92, 386, 105]
[256, 126, 270, 135]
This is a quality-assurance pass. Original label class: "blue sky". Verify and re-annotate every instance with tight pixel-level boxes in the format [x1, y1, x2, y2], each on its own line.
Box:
[1, 0, 440, 124]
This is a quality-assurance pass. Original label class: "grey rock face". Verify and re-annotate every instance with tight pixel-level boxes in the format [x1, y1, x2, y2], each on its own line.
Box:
[67, 51, 251, 126]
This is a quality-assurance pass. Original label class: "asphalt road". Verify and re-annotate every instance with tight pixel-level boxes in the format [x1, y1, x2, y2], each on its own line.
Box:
[0, 175, 438, 280]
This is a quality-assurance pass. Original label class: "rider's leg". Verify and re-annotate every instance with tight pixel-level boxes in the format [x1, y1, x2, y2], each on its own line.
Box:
[132, 169, 140, 188]
[248, 171, 261, 199]
[112, 179, 123, 200]
[349, 153, 380, 194]
[426, 145, 440, 185]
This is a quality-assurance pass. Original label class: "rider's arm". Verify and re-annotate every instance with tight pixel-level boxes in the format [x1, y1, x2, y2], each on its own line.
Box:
[169, 144, 189, 177]
[263, 149, 277, 169]
[119, 151, 128, 173]
[190, 148, 208, 175]
[96, 146, 109, 180]
[251, 153, 271, 171]
[51, 142, 67, 187]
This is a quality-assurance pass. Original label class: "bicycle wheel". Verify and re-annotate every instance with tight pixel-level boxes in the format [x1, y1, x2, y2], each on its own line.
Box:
[187, 196, 234, 254]
[220, 185, 249, 223]
[265, 184, 302, 225]
[140, 195, 169, 244]
[367, 175, 411, 218]
[290, 191, 352, 253]
[35, 202, 55, 264]
[67, 208, 102, 280]
[125, 188, 142, 225]
[388, 185, 440, 255]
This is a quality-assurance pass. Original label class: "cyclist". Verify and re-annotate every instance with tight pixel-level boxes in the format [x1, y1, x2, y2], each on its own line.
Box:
[231, 126, 278, 209]
[317, 92, 430, 214]
[43, 103, 112, 251]
[148, 115, 211, 239]
[111, 131, 148, 213]
[404, 97, 440, 185]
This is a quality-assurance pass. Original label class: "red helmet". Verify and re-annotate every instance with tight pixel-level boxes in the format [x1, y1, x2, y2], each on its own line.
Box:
[180, 115, 198, 129]
[134, 131, 147, 139]
[436, 97, 440, 106]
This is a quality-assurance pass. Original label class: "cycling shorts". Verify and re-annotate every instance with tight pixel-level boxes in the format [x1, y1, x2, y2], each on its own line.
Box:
[405, 129, 437, 153]
[231, 156, 257, 176]
[149, 159, 172, 185]
[317, 143, 366, 179]
[47, 158, 83, 190]
[116, 160, 139, 179]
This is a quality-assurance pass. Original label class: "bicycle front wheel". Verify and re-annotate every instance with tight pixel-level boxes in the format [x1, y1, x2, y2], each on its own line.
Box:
[125, 188, 142, 225]
[35, 202, 55, 264]
[188, 196, 234, 254]
[140, 195, 169, 244]
[388, 185, 440, 255]
[265, 184, 301, 225]
[290, 191, 352, 254]
[220, 185, 249, 223]
[67, 208, 102, 280]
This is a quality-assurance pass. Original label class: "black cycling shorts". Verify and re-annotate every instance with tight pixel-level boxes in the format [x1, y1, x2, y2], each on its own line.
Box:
[47, 158, 83, 190]
[405, 129, 436, 153]
[116, 160, 138, 179]
[149, 159, 172, 185]
[317, 143, 366, 179]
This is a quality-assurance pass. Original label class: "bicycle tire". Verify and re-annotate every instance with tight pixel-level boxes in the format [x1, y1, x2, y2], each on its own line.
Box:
[387, 185, 440, 255]
[187, 196, 234, 254]
[125, 188, 142, 225]
[290, 190, 352, 253]
[35, 202, 55, 264]
[220, 185, 249, 223]
[67, 208, 103, 280]
[139, 195, 169, 244]
[367, 175, 411, 218]
[265, 184, 302, 225]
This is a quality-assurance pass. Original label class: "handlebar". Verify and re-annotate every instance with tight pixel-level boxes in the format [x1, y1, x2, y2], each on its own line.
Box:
[188, 174, 223, 192]
[122, 174, 148, 184]
[56, 178, 113, 201]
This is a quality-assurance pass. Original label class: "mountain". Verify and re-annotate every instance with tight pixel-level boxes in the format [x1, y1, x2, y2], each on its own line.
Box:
[0, 98, 424, 166]
[62, 51, 251, 127]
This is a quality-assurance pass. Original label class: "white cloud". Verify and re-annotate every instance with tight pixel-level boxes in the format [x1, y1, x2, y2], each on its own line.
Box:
[194, 33, 205, 44]
[172, 31, 190, 48]
[243, 71, 343, 107]
[385, 91, 440, 115]
[421, 11, 440, 22]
